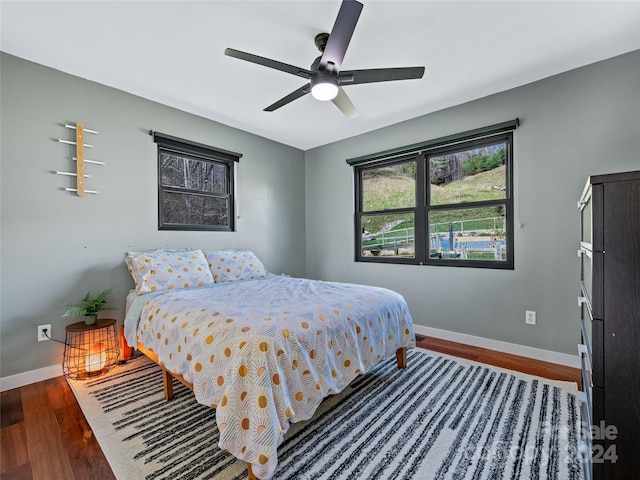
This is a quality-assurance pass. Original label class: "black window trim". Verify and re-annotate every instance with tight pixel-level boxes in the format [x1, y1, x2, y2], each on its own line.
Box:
[355, 154, 424, 266]
[346, 119, 518, 167]
[152, 131, 241, 232]
[425, 132, 514, 269]
[351, 121, 517, 269]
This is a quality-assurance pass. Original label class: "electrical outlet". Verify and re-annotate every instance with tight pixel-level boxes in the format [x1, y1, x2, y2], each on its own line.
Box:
[38, 324, 51, 342]
[525, 311, 536, 325]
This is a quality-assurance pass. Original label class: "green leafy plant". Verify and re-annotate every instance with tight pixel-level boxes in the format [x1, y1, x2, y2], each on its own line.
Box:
[63, 288, 117, 317]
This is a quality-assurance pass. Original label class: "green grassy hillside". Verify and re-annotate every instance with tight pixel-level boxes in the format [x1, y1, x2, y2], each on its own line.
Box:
[363, 166, 506, 235]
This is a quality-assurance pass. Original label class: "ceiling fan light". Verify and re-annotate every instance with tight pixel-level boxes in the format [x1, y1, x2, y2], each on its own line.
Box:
[310, 76, 339, 101]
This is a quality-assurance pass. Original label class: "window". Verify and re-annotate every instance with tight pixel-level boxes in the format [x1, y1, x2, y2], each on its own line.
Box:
[350, 121, 516, 269]
[152, 132, 241, 231]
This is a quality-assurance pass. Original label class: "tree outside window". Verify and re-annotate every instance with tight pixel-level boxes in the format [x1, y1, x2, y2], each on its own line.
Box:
[153, 132, 241, 232]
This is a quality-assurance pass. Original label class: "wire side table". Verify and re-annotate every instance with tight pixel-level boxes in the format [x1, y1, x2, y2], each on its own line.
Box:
[63, 318, 119, 380]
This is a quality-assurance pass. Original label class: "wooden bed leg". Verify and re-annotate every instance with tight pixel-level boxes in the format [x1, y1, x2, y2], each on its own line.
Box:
[162, 368, 174, 401]
[396, 347, 407, 369]
[247, 464, 257, 480]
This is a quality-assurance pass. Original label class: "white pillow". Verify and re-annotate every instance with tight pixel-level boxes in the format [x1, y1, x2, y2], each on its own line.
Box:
[125, 248, 214, 293]
[203, 249, 268, 283]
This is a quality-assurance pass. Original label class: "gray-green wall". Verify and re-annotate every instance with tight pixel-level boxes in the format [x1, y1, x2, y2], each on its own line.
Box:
[0, 53, 306, 379]
[305, 50, 640, 357]
[2, 50, 639, 382]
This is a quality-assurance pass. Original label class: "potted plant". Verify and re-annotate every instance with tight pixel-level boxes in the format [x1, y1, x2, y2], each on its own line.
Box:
[63, 288, 117, 325]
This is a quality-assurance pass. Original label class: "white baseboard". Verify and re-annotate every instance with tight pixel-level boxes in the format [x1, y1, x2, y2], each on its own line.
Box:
[413, 324, 581, 369]
[1, 326, 580, 391]
[0, 364, 62, 392]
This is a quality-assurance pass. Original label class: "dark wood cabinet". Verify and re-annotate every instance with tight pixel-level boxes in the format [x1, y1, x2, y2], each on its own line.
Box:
[578, 170, 640, 480]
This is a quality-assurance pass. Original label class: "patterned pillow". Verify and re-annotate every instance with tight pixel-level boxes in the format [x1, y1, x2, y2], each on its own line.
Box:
[125, 248, 214, 294]
[203, 249, 268, 283]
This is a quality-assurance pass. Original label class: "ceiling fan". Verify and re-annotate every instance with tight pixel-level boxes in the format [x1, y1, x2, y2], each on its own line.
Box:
[224, 0, 425, 119]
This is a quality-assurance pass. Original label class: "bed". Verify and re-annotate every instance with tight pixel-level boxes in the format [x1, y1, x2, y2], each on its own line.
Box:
[123, 248, 415, 479]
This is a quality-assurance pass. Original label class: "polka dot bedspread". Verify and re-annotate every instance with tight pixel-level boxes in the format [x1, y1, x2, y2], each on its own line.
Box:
[124, 274, 415, 479]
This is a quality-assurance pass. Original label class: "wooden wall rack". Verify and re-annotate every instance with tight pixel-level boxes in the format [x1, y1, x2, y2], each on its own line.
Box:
[56, 123, 103, 195]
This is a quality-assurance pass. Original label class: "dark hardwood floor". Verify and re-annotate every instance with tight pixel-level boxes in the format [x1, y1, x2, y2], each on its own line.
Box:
[415, 334, 582, 388]
[1, 336, 581, 480]
[1, 376, 115, 480]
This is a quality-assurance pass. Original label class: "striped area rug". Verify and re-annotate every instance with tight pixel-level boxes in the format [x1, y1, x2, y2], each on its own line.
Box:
[68, 349, 584, 480]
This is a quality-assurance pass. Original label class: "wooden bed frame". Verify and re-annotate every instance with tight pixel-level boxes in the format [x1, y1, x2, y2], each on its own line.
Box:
[137, 342, 407, 480]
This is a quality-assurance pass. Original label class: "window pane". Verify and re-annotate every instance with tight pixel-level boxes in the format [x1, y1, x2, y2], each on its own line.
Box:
[362, 161, 415, 212]
[160, 153, 227, 193]
[430, 143, 506, 205]
[362, 213, 415, 258]
[429, 206, 506, 261]
[163, 191, 229, 227]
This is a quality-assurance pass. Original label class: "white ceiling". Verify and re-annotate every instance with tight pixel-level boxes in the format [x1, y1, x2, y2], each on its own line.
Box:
[2, 1, 640, 150]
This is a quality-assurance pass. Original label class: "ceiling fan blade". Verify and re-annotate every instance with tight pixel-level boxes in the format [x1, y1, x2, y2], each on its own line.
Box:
[264, 84, 311, 112]
[331, 87, 359, 119]
[340, 66, 425, 85]
[225, 48, 313, 79]
[319, 0, 363, 73]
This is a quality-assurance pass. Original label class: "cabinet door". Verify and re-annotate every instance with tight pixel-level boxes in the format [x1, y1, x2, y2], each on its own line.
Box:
[580, 184, 593, 245]
[591, 184, 604, 319]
